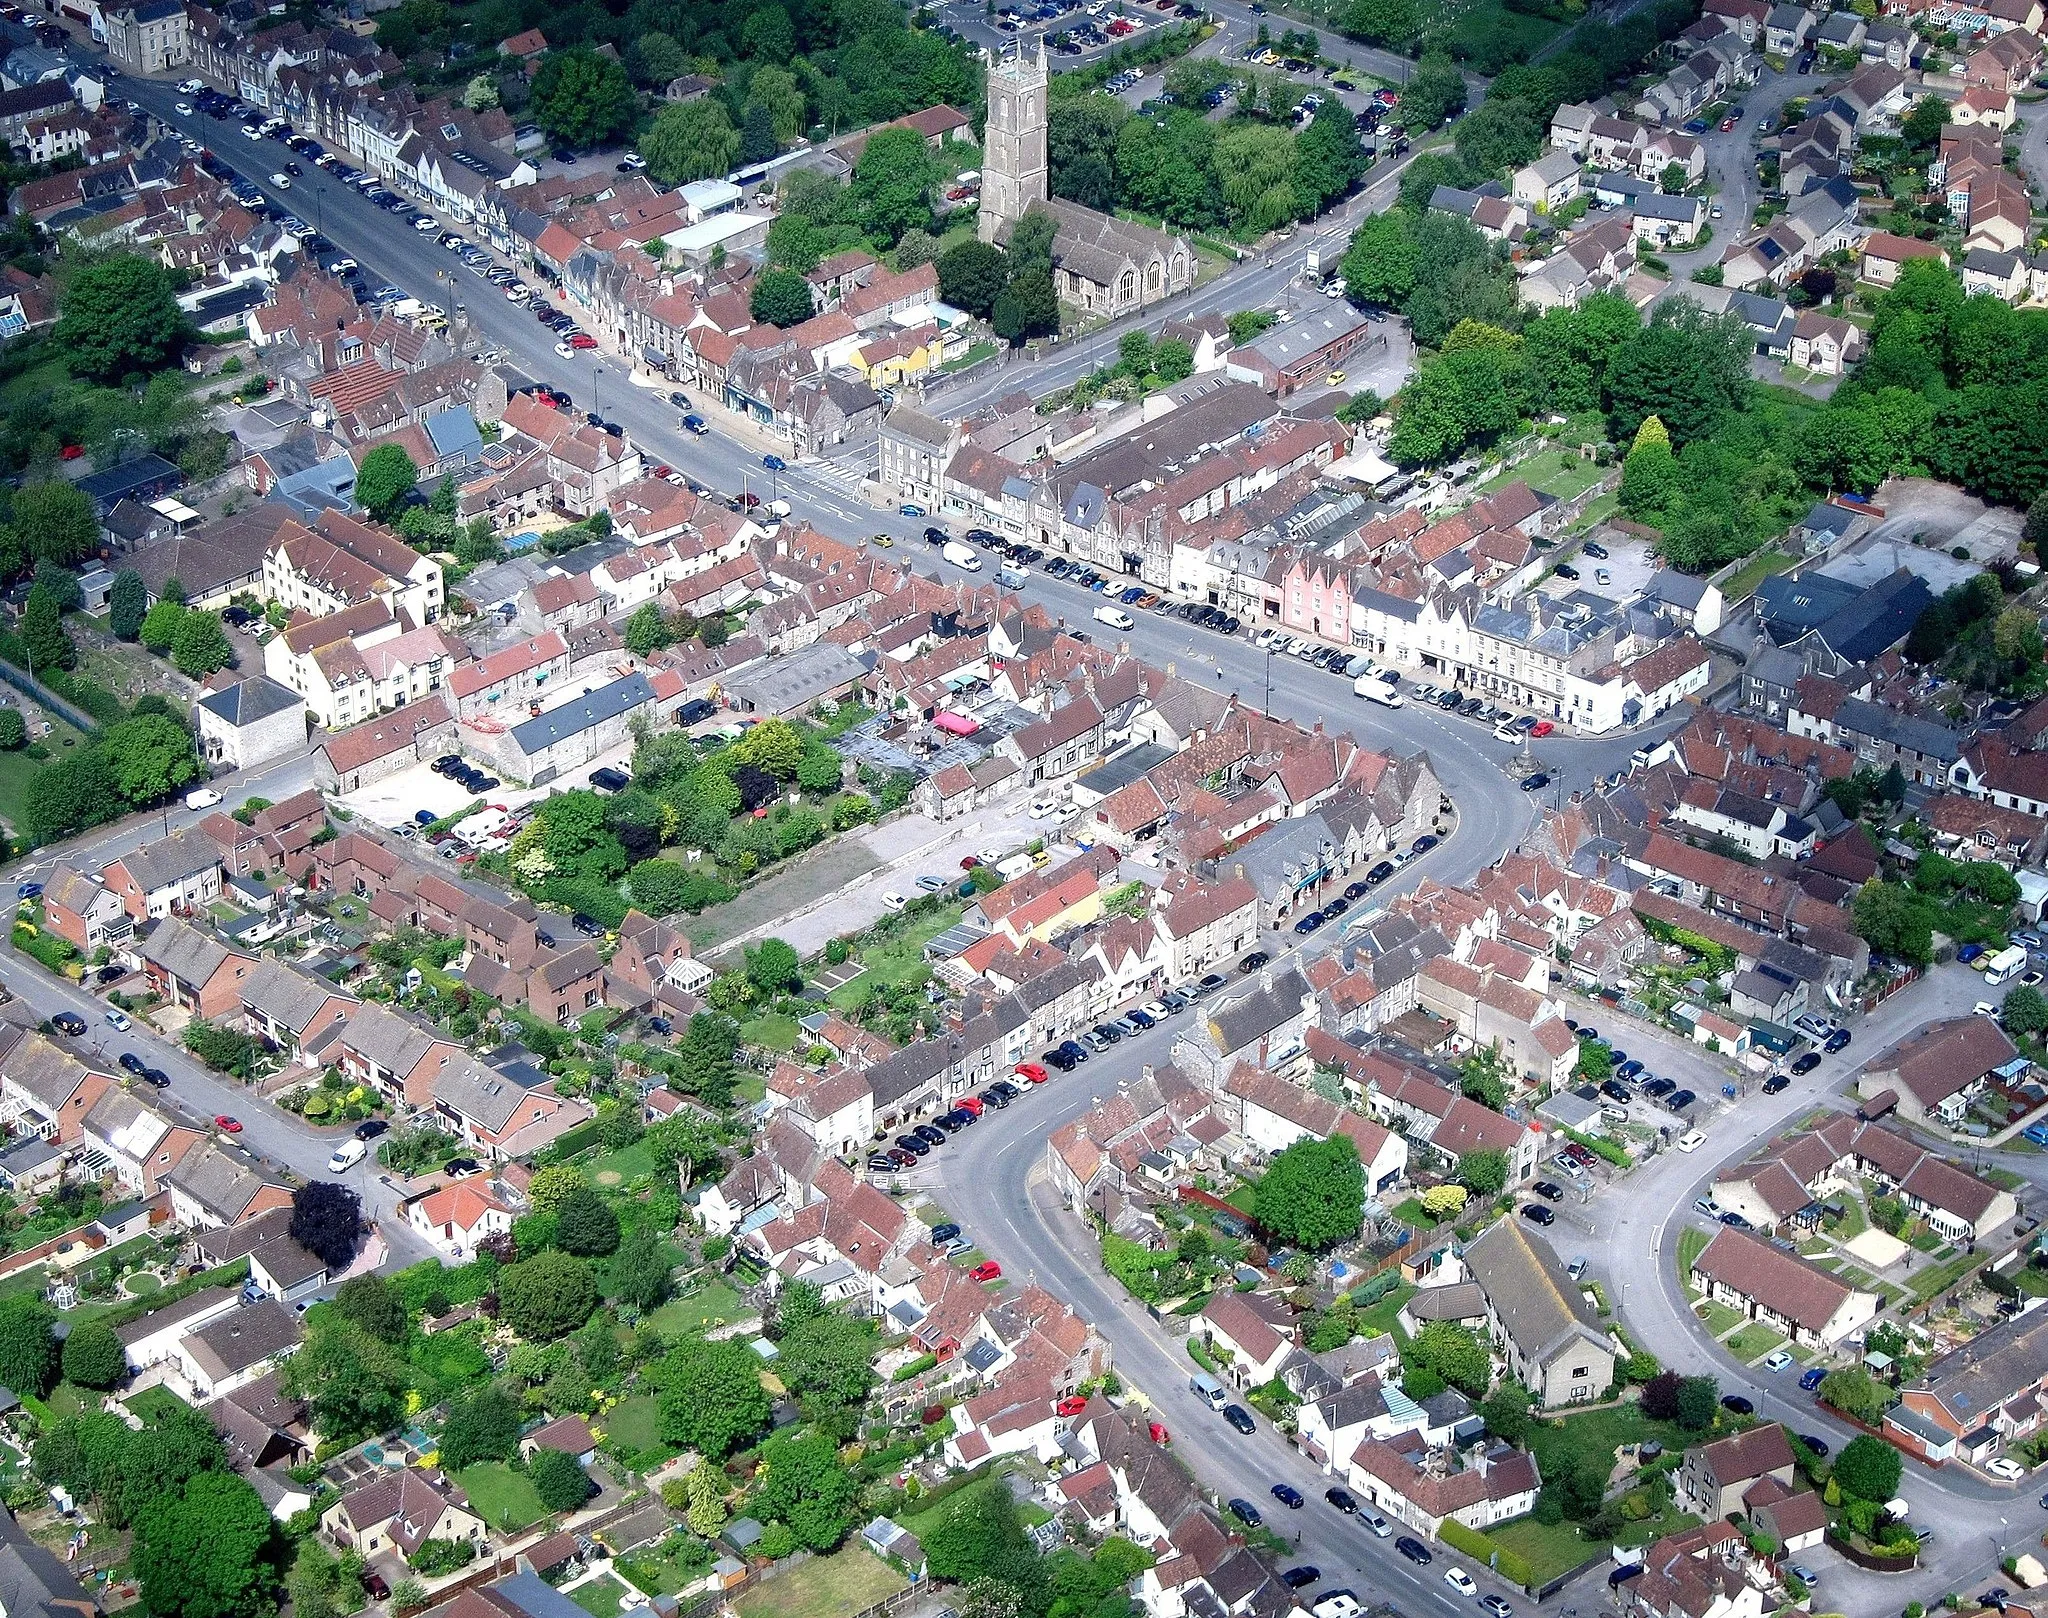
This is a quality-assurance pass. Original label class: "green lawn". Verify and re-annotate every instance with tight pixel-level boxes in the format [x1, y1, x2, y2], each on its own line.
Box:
[644, 1280, 746, 1337]
[0, 713, 91, 836]
[1520, 453, 1608, 502]
[456, 1461, 548, 1532]
[1718, 549, 1795, 603]
[733, 1549, 907, 1618]
[603, 1394, 672, 1467]
[1699, 1300, 1746, 1336]
[1909, 1251, 1980, 1302]
[1726, 1323, 1786, 1362]
[740, 1012, 800, 1052]
[1486, 1516, 1611, 1584]
[1354, 1280, 1418, 1338]
[584, 1141, 656, 1187]
[1677, 1227, 1709, 1286]
[827, 903, 964, 1012]
[1525, 1404, 1695, 1491]
[123, 1385, 189, 1426]
[568, 1575, 639, 1618]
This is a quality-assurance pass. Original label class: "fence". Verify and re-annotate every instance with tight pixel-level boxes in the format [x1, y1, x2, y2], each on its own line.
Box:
[0, 658, 98, 733]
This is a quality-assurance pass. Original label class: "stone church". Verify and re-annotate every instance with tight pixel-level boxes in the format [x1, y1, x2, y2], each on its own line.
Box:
[978, 40, 1196, 318]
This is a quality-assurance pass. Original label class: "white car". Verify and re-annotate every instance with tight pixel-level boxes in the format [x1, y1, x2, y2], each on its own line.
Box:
[184, 788, 224, 809]
[1028, 796, 1063, 818]
[1443, 1571, 1477, 1598]
[1675, 1129, 1707, 1153]
[1987, 1457, 2028, 1482]
[1976, 1000, 1997, 1017]
[269, 172, 291, 189]
[241, 123, 263, 137]
[105, 1009, 131, 1032]
[175, 101, 193, 115]
[880, 892, 907, 912]
[554, 341, 576, 358]
[178, 78, 203, 92]
[327, 1137, 368, 1173]
[1763, 1349, 1794, 1372]
[413, 214, 439, 231]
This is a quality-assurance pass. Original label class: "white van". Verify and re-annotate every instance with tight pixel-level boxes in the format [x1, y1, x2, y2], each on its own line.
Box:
[184, 788, 224, 809]
[1093, 604, 1135, 631]
[327, 1137, 368, 1173]
[996, 852, 1036, 880]
[1356, 676, 1404, 708]
[941, 540, 982, 572]
[1189, 1370, 1228, 1410]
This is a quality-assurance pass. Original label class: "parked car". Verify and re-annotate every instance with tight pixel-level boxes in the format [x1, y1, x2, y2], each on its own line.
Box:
[1271, 1484, 1304, 1509]
[969, 1260, 1003, 1282]
[1222, 1404, 1257, 1434]
[1395, 1538, 1433, 1566]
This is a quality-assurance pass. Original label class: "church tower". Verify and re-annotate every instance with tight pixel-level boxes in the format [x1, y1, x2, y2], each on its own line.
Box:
[978, 38, 1049, 245]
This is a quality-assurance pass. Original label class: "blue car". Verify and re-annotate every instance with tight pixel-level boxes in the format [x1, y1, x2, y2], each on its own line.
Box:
[2025, 1124, 2048, 1147]
[1959, 942, 1988, 965]
[14, 882, 39, 900]
[1798, 1367, 1826, 1391]
[762, 453, 786, 471]
[1293, 910, 1327, 935]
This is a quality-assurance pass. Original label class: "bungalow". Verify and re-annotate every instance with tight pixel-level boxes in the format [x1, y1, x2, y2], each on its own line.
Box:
[1855, 1016, 2016, 1129]
[406, 1180, 513, 1257]
[1690, 1227, 1879, 1347]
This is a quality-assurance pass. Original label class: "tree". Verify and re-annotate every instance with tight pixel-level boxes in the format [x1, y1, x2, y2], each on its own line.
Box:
[109, 569, 148, 640]
[99, 712, 201, 806]
[741, 102, 778, 164]
[1049, 94, 1128, 212]
[1459, 1045, 1510, 1109]
[608, 1225, 673, 1311]
[687, 1461, 727, 1536]
[776, 1309, 878, 1436]
[529, 1447, 591, 1512]
[676, 1012, 740, 1105]
[61, 1320, 125, 1390]
[1818, 1367, 1889, 1424]
[1295, 103, 1368, 214]
[133, 1472, 276, 1618]
[1454, 99, 1541, 178]
[140, 600, 187, 654]
[1402, 51, 1466, 128]
[530, 49, 638, 149]
[1901, 92, 1948, 150]
[751, 268, 816, 328]
[1853, 879, 1934, 966]
[499, 1249, 599, 1340]
[0, 1296, 57, 1397]
[624, 602, 673, 657]
[993, 269, 1059, 346]
[1660, 161, 1688, 194]
[746, 937, 802, 997]
[1457, 1149, 1510, 1198]
[2006, 984, 2048, 1036]
[1478, 1382, 1532, 1445]
[171, 612, 234, 679]
[527, 1164, 588, 1214]
[1640, 1368, 1682, 1421]
[1154, 338, 1194, 384]
[938, 241, 1011, 320]
[289, 1182, 363, 1270]
[555, 1186, 622, 1257]
[748, 65, 806, 147]
[852, 127, 938, 243]
[644, 100, 740, 186]
[0, 711, 24, 751]
[12, 482, 93, 569]
[354, 444, 419, 521]
[330, 1274, 406, 1344]
[626, 31, 688, 88]
[1675, 1374, 1720, 1431]
[21, 585, 73, 673]
[752, 1428, 860, 1549]
[1404, 1320, 1490, 1395]
[1256, 1134, 1364, 1249]
[921, 1477, 1046, 1612]
[1833, 1434, 1903, 1503]
[437, 1385, 522, 1471]
[655, 1337, 770, 1457]
[55, 254, 186, 382]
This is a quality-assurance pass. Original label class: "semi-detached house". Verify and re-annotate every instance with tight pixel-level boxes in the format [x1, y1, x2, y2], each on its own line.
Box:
[0, 1025, 115, 1145]
[103, 832, 222, 922]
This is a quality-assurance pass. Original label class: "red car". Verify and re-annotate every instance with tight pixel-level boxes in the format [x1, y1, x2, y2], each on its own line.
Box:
[1148, 1421, 1169, 1444]
[960, 855, 982, 870]
[568, 333, 598, 349]
[214, 1115, 242, 1132]
[1014, 1061, 1049, 1084]
[1530, 720, 1554, 737]
[946, 186, 971, 201]
[957, 1095, 985, 1118]
[1719, 114, 1738, 131]
[969, 1260, 1003, 1282]
[59, 444, 83, 460]
[1056, 1396, 1088, 1415]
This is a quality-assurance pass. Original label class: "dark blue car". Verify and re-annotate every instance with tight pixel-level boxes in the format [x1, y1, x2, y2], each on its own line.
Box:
[1799, 1367, 1826, 1391]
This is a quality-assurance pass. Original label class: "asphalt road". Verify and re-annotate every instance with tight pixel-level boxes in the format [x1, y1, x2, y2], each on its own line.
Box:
[1658, 64, 1812, 283]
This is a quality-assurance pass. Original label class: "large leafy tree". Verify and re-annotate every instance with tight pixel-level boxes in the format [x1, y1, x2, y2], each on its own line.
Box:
[555, 1186, 622, 1257]
[353, 444, 419, 522]
[1603, 303, 1753, 447]
[61, 1321, 125, 1390]
[607, 1225, 673, 1311]
[437, 1385, 522, 1471]
[22, 750, 116, 846]
[852, 128, 939, 243]
[109, 569, 148, 640]
[1833, 1434, 1903, 1503]
[12, 481, 96, 566]
[281, 1320, 409, 1442]
[21, 583, 74, 673]
[1403, 1320, 1490, 1395]
[530, 49, 639, 149]
[938, 241, 1010, 320]
[0, 1296, 57, 1395]
[750, 268, 815, 328]
[499, 1249, 599, 1339]
[171, 613, 234, 679]
[654, 1337, 770, 1457]
[1254, 1133, 1364, 1250]
[1294, 105, 1370, 215]
[529, 1448, 591, 1511]
[289, 1182, 363, 1270]
[330, 1274, 406, 1344]
[133, 1472, 277, 1618]
[1049, 94, 1128, 213]
[751, 1429, 860, 1549]
[56, 254, 186, 381]
[644, 100, 739, 186]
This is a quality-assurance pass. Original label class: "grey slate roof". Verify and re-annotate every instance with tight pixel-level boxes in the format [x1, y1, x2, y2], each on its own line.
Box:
[509, 671, 654, 753]
[197, 675, 305, 727]
[182, 1298, 302, 1381]
[140, 918, 238, 989]
[115, 830, 220, 894]
[1207, 966, 1313, 1056]
[1463, 1217, 1609, 1371]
